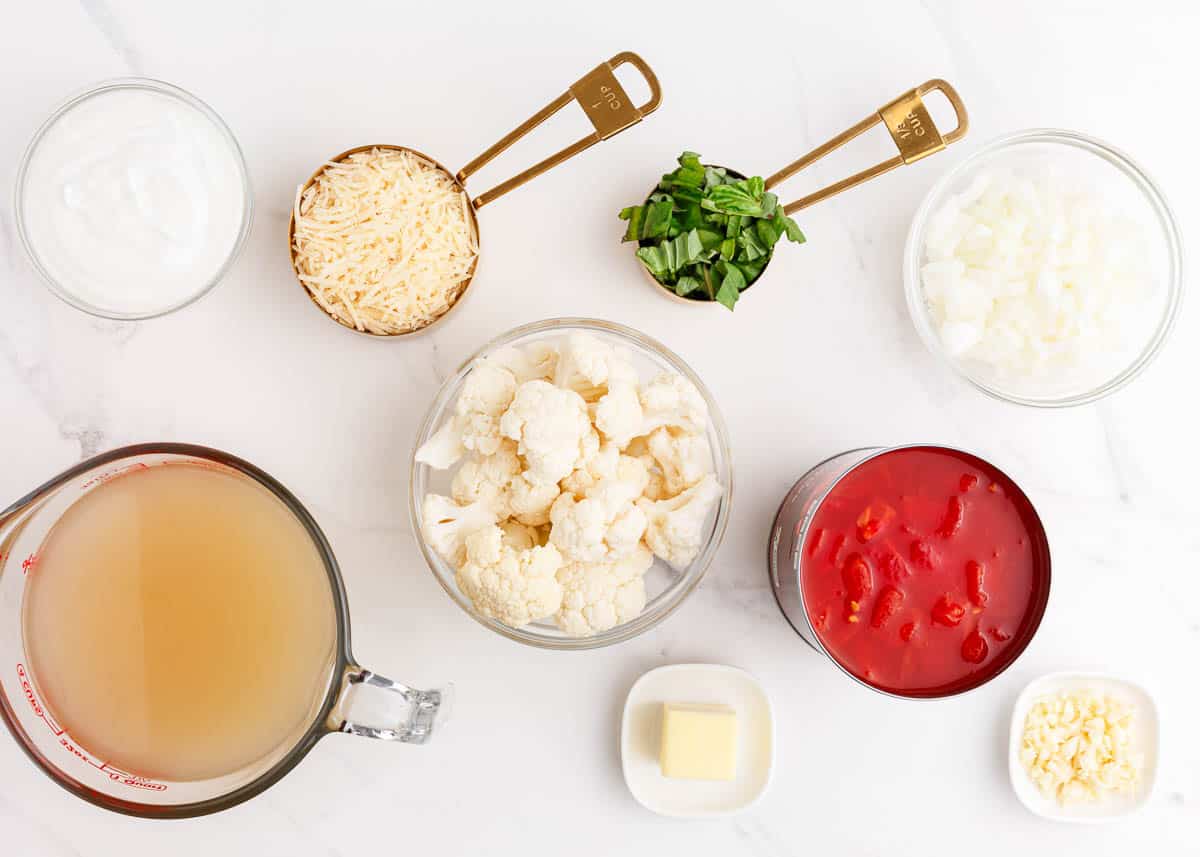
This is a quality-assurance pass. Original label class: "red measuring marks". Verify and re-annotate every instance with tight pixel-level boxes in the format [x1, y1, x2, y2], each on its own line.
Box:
[80, 462, 149, 490]
[14, 663, 167, 792]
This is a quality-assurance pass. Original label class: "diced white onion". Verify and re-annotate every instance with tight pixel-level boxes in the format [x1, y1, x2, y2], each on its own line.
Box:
[920, 168, 1159, 394]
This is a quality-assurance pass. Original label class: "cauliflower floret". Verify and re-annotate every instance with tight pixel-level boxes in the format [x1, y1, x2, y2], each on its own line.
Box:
[451, 440, 521, 517]
[588, 369, 700, 446]
[553, 333, 639, 402]
[624, 436, 669, 500]
[490, 341, 559, 383]
[549, 456, 649, 562]
[647, 427, 714, 495]
[413, 417, 466, 469]
[639, 372, 708, 436]
[508, 473, 561, 526]
[555, 545, 654, 636]
[560, 441, 620, 498]
[594, 380, 644, 447]
[499, 380, 597, 485]
[415, 363, 516, 467]
[454, 363, 517, 456]
[451, 439, 560, 525]
[637, 474, 722, 569]
[642, 466, 669, 501]
[455, 525, 564, 627]
[420, 494, 497, 567]
[499, 520, 540, 550]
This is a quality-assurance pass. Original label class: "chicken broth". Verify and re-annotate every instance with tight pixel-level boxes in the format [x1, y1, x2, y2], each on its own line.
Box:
[21, 462, 337, 782]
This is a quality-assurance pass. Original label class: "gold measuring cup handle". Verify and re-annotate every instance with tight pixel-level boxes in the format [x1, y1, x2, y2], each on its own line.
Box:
[457, 51, 663, 209]
[765, 78, 969, 215]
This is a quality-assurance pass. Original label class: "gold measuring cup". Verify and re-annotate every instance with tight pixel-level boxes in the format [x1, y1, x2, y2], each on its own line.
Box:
[290, 51, 662, 337]
[638, 79, 968, 304]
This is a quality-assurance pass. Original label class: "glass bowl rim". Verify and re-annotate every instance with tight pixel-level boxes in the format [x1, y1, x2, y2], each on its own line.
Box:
[902, 127, 1184, 408]
[12, 76, 255, 321]
[408, 317, 734, 650]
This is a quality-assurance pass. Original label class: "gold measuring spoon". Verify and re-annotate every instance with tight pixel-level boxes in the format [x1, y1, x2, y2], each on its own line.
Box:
[290, 51, 662, 337]
[636, 79, 968, 304]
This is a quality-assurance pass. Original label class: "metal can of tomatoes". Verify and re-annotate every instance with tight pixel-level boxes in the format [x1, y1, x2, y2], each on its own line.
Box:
[768, 444, 1051, 700]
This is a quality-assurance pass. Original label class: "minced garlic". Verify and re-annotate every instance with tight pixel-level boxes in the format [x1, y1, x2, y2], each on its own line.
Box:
[1019, 689, 1143, 805]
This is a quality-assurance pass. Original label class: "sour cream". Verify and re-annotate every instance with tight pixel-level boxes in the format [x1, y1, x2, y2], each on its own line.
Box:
[16, 81, 250, 318]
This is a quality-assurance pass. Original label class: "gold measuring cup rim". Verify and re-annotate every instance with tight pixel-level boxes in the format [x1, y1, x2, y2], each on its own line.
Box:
[288, 145, 482, 340]
[289, 51, 662, 339]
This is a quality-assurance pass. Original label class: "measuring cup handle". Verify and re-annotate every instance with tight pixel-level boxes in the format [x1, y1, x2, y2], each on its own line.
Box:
[457, 51, 662, 210]
[333, 666, 452, 743]
[765, 78, 970, 215]
[916, 79, 968, 145]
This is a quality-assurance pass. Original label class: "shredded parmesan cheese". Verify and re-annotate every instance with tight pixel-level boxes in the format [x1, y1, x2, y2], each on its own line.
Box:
[292, 147, 478, 334]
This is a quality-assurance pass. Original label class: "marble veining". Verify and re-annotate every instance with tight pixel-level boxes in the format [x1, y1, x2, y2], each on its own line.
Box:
[0, 1, 1197, 855]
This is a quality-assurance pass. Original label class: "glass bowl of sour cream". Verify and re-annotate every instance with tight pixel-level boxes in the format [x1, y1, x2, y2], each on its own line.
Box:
[903, 129, 1183, 407]
[14, 78, 253, 320]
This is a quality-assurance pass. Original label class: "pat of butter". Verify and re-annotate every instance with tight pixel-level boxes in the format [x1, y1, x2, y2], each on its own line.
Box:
[659, 703, 738, 781]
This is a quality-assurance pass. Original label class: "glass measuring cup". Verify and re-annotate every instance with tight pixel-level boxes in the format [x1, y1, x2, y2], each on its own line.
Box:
[0, 444, 448, 818]
[635, 79, 969, 304]
[289, 51, 662, 337]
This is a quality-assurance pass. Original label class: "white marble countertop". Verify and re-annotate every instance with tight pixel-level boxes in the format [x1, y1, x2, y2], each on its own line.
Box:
[2, 1, 1197, 854]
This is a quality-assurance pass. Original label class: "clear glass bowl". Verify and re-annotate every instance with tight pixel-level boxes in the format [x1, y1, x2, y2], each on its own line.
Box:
[903, 129, 1183, 407]
[409, 318, 733, 650]
[13, 78, 253, 321]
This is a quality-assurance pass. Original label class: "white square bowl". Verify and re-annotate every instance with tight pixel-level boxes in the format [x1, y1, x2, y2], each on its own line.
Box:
[1009, 672, 1159, 822]
[620, 663, 774, 818]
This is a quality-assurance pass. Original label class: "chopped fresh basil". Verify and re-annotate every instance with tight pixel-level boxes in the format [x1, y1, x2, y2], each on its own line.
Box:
[619, 151, 806, 310]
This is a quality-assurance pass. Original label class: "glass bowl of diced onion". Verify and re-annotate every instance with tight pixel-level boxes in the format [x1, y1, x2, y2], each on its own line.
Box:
[409, 318, 733, 649]
[903, 129, 1183, 407]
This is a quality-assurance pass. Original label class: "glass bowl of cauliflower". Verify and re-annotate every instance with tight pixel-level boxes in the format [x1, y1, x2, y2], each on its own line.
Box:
[409, 318, 732, 649]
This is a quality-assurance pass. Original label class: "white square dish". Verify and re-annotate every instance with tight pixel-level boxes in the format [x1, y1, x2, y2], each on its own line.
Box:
[1008, 671, 1159, 822]
[620, 663, 773, 818]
